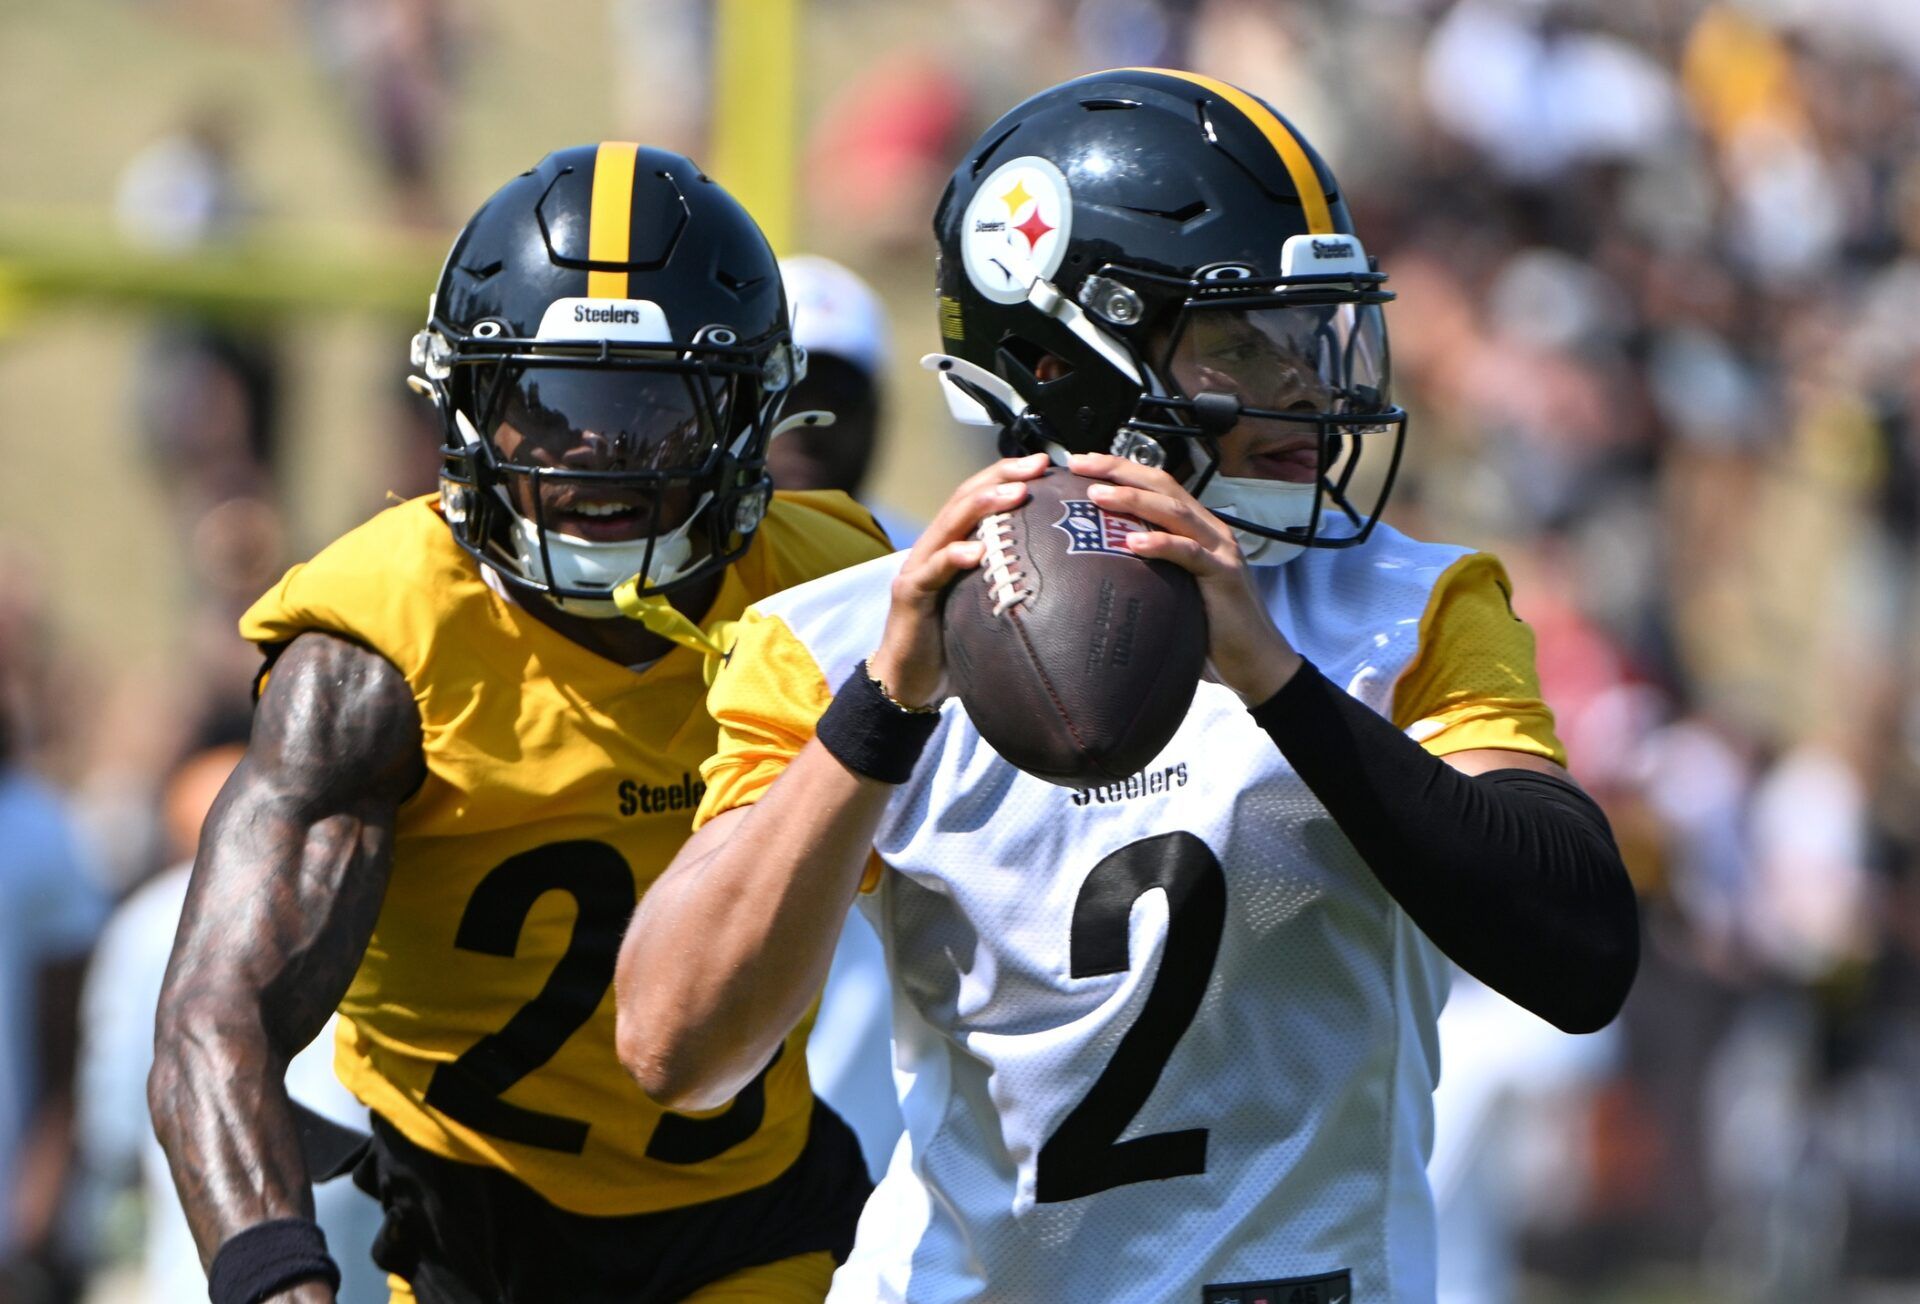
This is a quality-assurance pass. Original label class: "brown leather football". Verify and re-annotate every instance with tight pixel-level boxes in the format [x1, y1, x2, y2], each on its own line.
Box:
[941, 468, 1208, 787]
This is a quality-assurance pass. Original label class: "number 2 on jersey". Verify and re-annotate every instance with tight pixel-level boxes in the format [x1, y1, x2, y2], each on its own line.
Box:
[1035, 832, 1227, 1202]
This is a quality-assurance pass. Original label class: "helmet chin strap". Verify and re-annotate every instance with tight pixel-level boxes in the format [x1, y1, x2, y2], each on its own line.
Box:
[770, 409, 836, 439]
[609, 580, 730, 659]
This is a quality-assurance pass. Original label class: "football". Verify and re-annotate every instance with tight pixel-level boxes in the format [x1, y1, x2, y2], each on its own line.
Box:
[941, 468, 1208, 787]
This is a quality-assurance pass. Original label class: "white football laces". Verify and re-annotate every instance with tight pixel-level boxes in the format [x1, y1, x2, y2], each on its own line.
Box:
[976, 512, 1033, 616]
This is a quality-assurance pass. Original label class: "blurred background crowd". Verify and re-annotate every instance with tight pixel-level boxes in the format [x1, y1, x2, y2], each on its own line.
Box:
[2, 0, 1919, 1299]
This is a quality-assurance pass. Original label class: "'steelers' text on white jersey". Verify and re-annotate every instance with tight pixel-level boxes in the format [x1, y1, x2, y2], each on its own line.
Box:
[698, 525, 1566, 1303]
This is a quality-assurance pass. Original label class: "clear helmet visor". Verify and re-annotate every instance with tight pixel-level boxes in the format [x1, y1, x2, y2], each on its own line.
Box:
[465, 362, 743, 609]
[1153, 300, 1401, 561]
[1166, 301, 1391, 419]
[490, 364, 732, 476]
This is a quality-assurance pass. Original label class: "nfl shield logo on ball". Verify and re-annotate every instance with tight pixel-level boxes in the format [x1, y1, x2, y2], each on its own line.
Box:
[1054, 500, 1143, 557]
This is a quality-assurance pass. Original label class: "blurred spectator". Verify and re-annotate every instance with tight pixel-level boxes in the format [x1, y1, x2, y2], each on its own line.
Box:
[113, 109, 247, 254]
[1430, 974, 1619, 1304]
[774, 254, 920, 547]
[116, 114, 286, 624]
[772, 253, 910, 1182]
[302, 0, 463, 228]
[74, 740, 385, 1303]
[113, 112, 293, 802]
[116, 112, 281, 510]
[609, 0, 711, 160]
[804, 50, 970, 255]
[1070, 0, 1204, 69]
[0, 689, 107, 1302]
[1421, 0, 1679, 182]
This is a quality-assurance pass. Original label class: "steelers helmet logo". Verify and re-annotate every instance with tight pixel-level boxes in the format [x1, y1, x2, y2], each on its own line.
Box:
[962, 156, 1073, 305]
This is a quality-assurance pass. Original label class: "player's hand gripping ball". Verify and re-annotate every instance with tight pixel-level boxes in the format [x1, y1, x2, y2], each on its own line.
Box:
[941, 469, 1208, 787]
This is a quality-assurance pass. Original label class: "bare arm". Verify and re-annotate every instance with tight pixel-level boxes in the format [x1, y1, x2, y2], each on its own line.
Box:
[149, 632, 423, 1295]
[615, 742, 890, 1111]
[615, 454, 1051, 1111]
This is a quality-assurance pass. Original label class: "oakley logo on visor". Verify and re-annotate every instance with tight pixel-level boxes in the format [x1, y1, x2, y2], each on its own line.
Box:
[536, 297, 674, 344]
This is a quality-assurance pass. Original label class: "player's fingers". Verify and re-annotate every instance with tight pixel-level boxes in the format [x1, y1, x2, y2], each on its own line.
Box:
[1069, 452, 1187, 500]
[1085, 482, 1229, 550]
[918, 456, 1047, 556]
[899, 538, 987, 601]
[1123, 529, 1226, 577]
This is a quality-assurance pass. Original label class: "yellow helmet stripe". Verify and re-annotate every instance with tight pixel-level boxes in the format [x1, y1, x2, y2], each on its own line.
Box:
[588, 141, 641, 298]
[1119, 68, 1334, 235]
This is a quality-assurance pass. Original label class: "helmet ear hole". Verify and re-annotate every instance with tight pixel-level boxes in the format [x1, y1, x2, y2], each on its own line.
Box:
[1000, 336, 1078, 388]
[995, 338, 1045, 394]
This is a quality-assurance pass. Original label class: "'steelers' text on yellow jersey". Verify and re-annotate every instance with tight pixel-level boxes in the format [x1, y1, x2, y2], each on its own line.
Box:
[239, 493, 891, 1216]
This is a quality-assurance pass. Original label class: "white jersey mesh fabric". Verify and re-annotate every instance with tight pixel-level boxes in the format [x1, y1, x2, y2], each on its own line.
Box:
[750, 525, 1474, 1303]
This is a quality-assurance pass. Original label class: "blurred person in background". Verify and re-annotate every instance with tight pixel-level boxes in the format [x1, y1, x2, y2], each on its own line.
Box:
[608, 0, 711, 161]
[147, 144, 890, 1304]
[0, 663, 108, 1302]
[772, 254, 910, 1186]
[117, 109, 282, 514]
[804, 49, 972, 256]
[772, 254, 918, 546]
[75, 736, 386, 1303]
[116, 109, 293, 735]
[301, 0, 463, 228]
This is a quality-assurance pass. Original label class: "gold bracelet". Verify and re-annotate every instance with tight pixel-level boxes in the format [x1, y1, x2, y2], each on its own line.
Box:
[866, 659, 941, 715]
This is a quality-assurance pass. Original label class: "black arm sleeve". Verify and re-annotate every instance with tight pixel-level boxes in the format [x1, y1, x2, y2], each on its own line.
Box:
[1249, 660, 1639, 1032]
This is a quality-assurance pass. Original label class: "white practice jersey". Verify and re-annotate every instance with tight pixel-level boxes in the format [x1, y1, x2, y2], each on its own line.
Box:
[699, 523, 1565, 1304]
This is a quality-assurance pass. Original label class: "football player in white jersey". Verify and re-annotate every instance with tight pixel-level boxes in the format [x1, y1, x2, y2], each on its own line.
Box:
[613, 70, 1639, 1303]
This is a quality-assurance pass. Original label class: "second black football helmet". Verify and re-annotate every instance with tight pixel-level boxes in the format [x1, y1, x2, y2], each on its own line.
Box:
[411, 142, 804, 612]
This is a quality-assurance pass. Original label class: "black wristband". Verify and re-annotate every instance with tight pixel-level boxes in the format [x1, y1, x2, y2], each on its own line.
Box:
[209, 1217, 340, 1304]
[815, 660, 942, 784]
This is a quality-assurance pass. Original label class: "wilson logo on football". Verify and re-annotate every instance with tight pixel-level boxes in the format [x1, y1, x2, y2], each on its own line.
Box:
[1053, 500, 1144, 557]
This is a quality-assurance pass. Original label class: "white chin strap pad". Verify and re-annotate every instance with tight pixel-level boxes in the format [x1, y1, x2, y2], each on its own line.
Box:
[1198, 474, 1317, 566]
[507, 513, 699, 618]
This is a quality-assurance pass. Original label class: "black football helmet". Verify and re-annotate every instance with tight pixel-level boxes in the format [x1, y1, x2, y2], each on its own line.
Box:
[411, 142, 803, 612]
[931, 69, 1406, 561]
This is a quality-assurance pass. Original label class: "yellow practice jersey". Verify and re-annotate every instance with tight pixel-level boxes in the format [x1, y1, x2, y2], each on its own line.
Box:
[239, 492, 891, 1216]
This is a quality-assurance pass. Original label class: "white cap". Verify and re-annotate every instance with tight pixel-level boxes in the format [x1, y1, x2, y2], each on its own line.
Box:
[780, 254, 889, 379]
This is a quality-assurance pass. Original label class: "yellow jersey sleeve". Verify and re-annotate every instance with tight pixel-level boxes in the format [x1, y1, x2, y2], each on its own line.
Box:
[695, 604, 891, 893]
[695, 607, 836, 829]
[1389, 552, 1568, 766]
[745, 489, 893, 595]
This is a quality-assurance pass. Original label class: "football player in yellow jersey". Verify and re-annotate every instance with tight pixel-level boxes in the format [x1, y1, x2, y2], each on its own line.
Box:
[149, 144, 890, 1304]
[615, 72, 1642, 1301]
